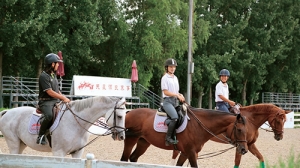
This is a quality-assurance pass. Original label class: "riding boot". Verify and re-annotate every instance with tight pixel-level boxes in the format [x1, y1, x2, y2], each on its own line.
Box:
[165, 119, 179, 146]
[36, 119, 50, 145]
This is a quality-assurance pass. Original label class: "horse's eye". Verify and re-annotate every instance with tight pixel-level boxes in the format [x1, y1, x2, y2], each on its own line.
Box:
[118, 116, 122, 119]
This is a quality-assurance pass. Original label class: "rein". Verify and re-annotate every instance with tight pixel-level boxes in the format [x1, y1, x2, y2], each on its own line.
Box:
[184, 103, 245, 146]
[62, 99, 126, 155]
[179, 103, 246, 160]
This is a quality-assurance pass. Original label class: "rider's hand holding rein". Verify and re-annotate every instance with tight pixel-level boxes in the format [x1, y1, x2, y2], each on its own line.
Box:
[45, 89, 70, 103]
[177, 93, 185, 102]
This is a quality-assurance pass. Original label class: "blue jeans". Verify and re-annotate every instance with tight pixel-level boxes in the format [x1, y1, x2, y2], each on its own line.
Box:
[216, 102, 230, 113]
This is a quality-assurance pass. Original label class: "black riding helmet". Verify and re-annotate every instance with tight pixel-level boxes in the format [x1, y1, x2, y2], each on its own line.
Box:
[44, 53, 63, 65]
[164, 58, 177, 67]
[164, 58, 177, 73]
[219, 69, 230, 77]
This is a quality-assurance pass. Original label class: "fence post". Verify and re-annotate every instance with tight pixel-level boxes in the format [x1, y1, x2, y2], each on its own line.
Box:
[85, 153, 95, 168]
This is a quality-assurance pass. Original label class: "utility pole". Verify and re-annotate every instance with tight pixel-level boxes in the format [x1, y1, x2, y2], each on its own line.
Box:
[187, 0, 194, 104]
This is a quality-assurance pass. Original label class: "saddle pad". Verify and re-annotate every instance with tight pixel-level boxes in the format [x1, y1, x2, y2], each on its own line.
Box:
[153, 114, 188, 133]
[28, 111, 63, 135]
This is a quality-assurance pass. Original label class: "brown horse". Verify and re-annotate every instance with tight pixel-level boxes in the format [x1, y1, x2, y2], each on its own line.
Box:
[120, 107, 248, 167]
[172, 103, 291, 168]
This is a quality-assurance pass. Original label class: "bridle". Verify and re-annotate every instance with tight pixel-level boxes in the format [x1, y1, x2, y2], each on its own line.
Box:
[63, 98, 126, 155]
[65, 99, 126, 135]
[226, 117, 247, 147]
[263, 112, 285, 135]
[104, 100, 127, 135]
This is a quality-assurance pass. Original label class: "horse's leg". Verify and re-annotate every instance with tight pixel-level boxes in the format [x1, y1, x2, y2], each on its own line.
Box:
[176, 153, 188, 166]
[71, 149, 84, 158]
[248, 144, 265, 168]
[129, 138, 150, 162]
[120, 136, 140, 162]
[5, 137, 21, 154]
[18, 141, 27, 154]
[187, 152, 198, 168]
[234, 149, 242, 168]
[171, 150, 180, 165]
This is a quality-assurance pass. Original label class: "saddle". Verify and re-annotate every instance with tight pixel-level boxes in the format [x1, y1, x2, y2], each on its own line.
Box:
[157, 104, 187, 129]
[36, 102, 62, 124]
[33, 102, 64, 147]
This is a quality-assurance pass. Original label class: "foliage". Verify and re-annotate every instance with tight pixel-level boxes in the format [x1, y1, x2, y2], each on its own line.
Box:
[1, 0, 300, 108]
[260, 149, 300, 168]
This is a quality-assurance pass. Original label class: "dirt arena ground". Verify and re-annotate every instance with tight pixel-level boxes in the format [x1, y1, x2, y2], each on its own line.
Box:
[0, 128, 299, 168]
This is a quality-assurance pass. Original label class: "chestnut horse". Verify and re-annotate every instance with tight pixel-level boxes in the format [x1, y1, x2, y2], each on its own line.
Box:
[120, 106, 248, 168]
[172, 103, 291, 168]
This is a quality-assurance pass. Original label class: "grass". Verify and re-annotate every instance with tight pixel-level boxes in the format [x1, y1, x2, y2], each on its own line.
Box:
[259, 149, 300, 168]
[0, 108, 8, 111]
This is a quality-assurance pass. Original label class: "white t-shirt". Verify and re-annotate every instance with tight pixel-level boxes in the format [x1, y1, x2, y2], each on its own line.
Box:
[161, 73, 179, 98]
[215, 81, 229, 102]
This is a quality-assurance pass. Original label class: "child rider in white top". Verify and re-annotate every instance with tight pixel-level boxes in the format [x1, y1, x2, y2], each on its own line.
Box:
[215, 69, 235, 112]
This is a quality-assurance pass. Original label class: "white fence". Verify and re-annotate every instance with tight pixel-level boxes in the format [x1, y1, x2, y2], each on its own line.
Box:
[0, 153, 181, 168]
[295, 113, 300, 127]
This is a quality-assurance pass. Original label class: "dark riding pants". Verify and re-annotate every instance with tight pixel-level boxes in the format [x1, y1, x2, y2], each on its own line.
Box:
[38, 100, 57, 135]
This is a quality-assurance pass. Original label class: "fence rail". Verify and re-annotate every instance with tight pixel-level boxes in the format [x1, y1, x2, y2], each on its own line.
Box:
[295, 113, 300, 127]
[1, 76, 160, 109]
[0, 153, 180, 168]
[262, 92, 300, 111]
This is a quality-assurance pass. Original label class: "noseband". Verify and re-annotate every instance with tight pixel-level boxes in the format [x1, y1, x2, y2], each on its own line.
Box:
[105, 100, 126, 134]
[269, 112, 285, 135]
[226, 116, 247, 147]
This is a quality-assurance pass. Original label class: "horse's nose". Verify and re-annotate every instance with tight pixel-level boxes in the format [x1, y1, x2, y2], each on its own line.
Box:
[119, 135, 125, 140]
[274, 135, 283, 141]
[241, 148, 248, 155]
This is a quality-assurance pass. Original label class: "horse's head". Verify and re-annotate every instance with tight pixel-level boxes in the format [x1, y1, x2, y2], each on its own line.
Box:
[228, 114, 248, 155]
[105, 97, 127, 141]
[268, 109, 291, 141]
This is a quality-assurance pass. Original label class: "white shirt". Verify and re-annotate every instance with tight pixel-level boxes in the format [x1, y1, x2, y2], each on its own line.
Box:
[215, 81, 229, 102]
[161, 73, 179, 98]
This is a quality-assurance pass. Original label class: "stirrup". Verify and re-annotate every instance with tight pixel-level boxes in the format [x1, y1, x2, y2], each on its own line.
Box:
[36, 135, 47, 145]
[165, 138, 179, 146]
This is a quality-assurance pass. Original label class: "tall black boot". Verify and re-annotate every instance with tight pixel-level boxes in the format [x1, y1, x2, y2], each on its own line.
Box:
[36, 119, 49, 145]
[165, 119, 179, 146]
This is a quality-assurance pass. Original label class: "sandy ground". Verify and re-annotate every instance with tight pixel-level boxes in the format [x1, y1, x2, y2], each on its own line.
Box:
[0, 128, 299, 168]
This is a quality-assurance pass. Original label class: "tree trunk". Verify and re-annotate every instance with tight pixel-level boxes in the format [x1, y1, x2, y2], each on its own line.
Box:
[0, 51, 3, 107]
[35, 58, 43, 91]
[37, 58, 43, 78]
[209, 86, 212, 109]
[197, 92, 202, 108]
[242, 80, 247, 106]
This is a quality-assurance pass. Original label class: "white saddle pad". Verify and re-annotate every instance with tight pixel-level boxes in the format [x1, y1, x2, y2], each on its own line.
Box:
[28, 111, 63, 135]
[153, 113, 188, 133]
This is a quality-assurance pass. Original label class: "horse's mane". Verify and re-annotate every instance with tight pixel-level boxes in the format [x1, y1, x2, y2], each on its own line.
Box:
[240, 103, 279, 114]
[187, 106, 236, 116]
[70, 96, 117, 112]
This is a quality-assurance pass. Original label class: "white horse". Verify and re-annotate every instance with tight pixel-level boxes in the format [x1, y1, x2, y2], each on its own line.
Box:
[0, 96, 126, 158]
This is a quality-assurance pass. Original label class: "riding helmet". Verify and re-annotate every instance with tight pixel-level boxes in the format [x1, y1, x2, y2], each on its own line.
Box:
[219, 69, 230, 76]
[164, 58, 177, 67]
[44, 53, 63, 65]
